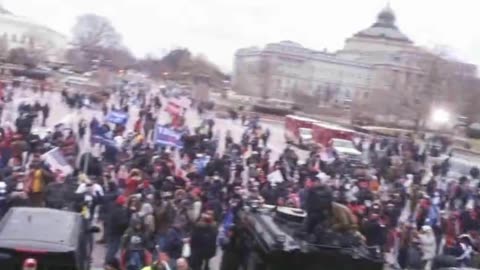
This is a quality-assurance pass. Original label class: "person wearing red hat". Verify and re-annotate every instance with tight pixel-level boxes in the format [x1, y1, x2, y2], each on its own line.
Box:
[22, 258, 37, 270]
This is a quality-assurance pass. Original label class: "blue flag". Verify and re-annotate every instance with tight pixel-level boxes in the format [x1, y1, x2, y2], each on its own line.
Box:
[91, 134, 118, 149]
[154, 125, 184, 148]
[106, 110, 128, 125]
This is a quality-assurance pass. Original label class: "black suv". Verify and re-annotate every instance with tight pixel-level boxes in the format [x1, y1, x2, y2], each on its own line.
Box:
[0, 207, 98, 270]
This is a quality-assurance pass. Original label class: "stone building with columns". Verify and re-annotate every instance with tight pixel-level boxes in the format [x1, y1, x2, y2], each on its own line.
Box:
[0, 3, 68, 63]
[232, 5, 477, 123]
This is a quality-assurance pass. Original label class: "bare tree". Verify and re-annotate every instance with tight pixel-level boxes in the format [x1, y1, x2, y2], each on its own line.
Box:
[455, 75, 480, 123]
[7, 48, 37, 67]
[72, 14, 121, 51]
[70, 14, 125, 71]
[136, 49, 226, 86]
[392, 49, 478, 128]
[65, 48, 90, 71]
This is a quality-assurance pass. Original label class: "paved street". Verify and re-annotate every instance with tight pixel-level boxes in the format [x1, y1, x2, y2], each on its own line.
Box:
[8, 88, 306, 269]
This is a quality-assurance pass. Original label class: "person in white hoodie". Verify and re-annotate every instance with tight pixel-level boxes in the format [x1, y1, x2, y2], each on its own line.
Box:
[418, 225, 437, 270]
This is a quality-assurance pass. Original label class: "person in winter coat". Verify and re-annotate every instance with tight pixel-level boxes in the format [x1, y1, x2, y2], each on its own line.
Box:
[329, 201, 359, 232]
[187, 193, 202, 224]
[134, 118, 143, 134]
[190, 213, 218, 270]
[41, 103, 49, 127]
[121, 218, 151, 270]
[417, 225, 437, 270]
[220, 223, 247, 270]
[361, 213, 387, 249]
[105, 195, 130, 263]
[26, 163, 52, 207]
[134, 202, 156, 251]
[78, 119, 87, 140]
[154, 195, 176, 251]
[102, 103, 109, 116]
[98, 180, 120, 243]
[44, 173, 68, 209]
[125, 169, 142, 196]
[163, 221, 184, 261]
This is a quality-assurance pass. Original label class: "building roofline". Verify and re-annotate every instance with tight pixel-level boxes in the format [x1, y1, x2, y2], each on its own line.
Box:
[353, 32, 412, 43]
[236, 45, 372, 69]
[0, 13, 67, 40]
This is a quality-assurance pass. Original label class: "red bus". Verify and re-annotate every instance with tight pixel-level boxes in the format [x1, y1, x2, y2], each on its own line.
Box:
[312, 122, 355, 147]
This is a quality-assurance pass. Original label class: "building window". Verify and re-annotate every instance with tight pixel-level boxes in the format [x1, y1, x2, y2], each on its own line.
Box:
[11, 34, 16, 42]
[363, 91, 369, 98]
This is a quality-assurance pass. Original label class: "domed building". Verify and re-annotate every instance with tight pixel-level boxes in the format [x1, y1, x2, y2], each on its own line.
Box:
[339, 4, 414, 60]
[0, 4, 68, 63]
[232, 4, 477, 124]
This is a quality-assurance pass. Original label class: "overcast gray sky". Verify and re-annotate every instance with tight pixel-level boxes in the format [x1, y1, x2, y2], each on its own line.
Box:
[4, 0, 480, 71]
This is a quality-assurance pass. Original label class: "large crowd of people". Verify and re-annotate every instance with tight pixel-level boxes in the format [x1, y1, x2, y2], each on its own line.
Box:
[0, 81, 480, 270]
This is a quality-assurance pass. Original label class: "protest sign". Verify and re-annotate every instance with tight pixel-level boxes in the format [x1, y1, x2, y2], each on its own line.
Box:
[106, 110, 128, 125]
[41, 147, 73, 175]
[154, 125, 184, 148]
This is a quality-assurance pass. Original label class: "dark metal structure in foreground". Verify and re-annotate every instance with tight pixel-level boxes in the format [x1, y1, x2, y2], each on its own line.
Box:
[238, 204, 384, 270]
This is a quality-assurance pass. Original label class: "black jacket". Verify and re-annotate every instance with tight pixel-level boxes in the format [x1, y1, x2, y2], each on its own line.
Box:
[164, 227, 183, 259]
[108, 204, 130, 237]
[44, 182, 68, 209]
[190, 221, 218, 259]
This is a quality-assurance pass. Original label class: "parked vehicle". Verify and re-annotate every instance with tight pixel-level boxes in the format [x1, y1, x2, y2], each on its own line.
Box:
[312, 122, 356, 147]
[0, 207, 99, 270]
[284, 115, 318, 147]
[328, 138, 362, 164]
